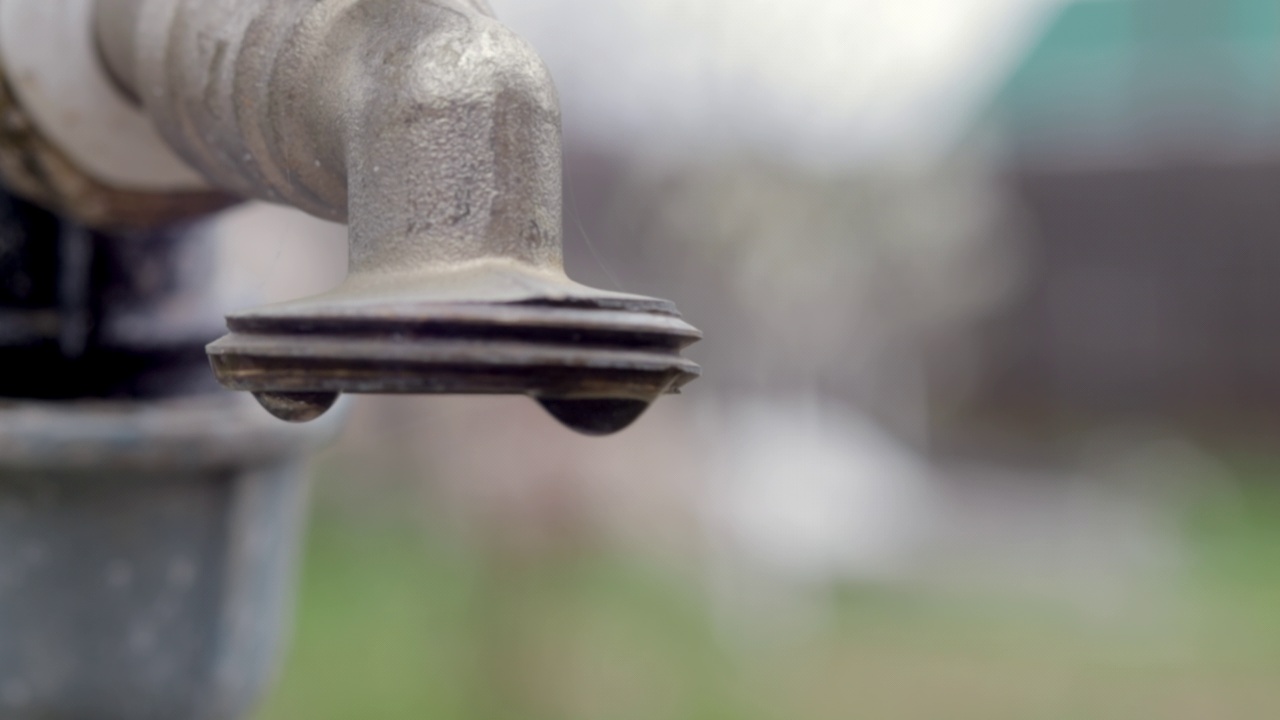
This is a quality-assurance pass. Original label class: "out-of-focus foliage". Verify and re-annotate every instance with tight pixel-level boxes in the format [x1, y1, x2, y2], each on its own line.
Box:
[258, 456, 1280, 720]
[243, 1, 1280, 718]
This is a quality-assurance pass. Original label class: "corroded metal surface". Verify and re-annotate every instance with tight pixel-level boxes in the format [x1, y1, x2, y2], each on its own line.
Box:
[97, 0, 702, 433]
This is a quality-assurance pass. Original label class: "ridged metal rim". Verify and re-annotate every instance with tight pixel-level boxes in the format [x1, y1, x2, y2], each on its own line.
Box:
[207, 301, 702, 401]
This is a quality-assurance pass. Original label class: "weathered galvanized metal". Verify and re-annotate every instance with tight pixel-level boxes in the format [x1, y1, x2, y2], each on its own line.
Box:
[0, 394, 344, 720]
[91, 0, 702, 434]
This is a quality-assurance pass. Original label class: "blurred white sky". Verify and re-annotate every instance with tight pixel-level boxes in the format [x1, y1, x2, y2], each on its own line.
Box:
[489, 0, 1066, 169]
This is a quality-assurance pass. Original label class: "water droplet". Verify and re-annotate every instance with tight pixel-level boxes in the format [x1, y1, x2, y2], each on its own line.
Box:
[253, 392, 339, 423]
[536, 398, 651, 436]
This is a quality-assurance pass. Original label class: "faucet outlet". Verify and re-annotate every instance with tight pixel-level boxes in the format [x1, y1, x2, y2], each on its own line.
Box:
[6, 0, 701, 435]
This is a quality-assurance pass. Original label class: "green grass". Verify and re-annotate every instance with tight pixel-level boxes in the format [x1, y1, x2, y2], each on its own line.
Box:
[257, 506, 755, 720]
[257, 460, 1280, 720]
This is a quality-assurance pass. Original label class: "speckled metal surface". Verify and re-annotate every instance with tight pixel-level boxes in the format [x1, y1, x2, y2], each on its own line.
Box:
[0, 395, 344, 720]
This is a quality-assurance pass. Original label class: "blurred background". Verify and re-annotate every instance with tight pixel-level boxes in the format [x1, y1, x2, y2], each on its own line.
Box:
[214, 0, 1280, 717]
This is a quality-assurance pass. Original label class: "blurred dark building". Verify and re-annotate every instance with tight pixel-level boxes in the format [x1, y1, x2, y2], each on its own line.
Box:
[968, 0, 1280, 438]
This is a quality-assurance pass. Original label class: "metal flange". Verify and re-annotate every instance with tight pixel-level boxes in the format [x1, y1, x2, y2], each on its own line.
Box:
[209, 296, 701, 435]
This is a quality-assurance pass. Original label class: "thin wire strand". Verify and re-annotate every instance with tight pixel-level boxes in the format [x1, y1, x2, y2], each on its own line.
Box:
[253, 236, 287, 294]
[566, 171, 623, 291]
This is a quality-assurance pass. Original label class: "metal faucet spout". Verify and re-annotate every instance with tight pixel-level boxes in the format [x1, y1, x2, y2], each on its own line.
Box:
[94, 0, 701, 434]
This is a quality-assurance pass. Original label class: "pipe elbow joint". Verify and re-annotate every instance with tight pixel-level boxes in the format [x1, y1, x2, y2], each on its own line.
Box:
[330, 6, 566, 277]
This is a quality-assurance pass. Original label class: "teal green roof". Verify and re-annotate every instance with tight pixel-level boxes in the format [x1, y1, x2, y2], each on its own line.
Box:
[986, 0, 1280, 144]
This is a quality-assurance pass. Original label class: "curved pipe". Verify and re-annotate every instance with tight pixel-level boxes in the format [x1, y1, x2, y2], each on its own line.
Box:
[96, 0, 563, 279]
[94, 0, 701, 435]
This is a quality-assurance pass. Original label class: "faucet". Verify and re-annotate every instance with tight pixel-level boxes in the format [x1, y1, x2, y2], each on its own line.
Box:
[0, 3, 699, 716]
[3, 0, 700, 435]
